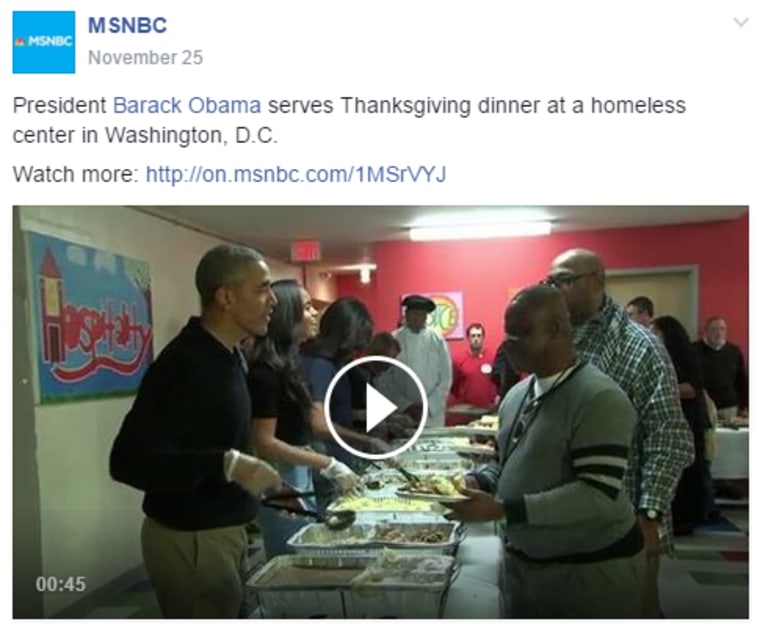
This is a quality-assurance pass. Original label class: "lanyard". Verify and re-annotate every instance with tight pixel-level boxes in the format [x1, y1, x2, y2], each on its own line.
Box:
[502, 362, 586, 463]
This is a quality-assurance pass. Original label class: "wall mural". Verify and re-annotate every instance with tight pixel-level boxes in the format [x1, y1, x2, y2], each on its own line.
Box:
[27, 231, 153, 404]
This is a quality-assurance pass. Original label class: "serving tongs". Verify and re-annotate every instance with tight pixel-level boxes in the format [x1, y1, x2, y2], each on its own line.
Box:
[367, 459, 422, 486]
[262, 489, 356, 531]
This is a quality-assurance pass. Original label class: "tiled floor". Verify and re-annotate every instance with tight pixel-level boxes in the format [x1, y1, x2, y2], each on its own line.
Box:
[660, 505, 749, 619]
[77, 507, 749, 619]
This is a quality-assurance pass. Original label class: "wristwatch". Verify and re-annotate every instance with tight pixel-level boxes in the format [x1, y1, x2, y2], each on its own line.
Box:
[640, 508, 661, 521]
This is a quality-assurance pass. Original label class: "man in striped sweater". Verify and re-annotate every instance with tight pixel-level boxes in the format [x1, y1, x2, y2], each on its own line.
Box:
[445, 285, 645, 618]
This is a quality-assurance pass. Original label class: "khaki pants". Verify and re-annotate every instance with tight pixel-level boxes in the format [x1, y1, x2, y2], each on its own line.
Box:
[141, 517, 249, 618]
[643, 553, 661, 618]
[503, 549, 646, 618]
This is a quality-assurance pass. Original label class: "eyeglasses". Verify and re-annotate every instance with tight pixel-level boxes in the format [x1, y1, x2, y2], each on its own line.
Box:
[541, 271, 598, 288]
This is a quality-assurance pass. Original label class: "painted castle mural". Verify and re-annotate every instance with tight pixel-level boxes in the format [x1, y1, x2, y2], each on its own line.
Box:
[28, 231, 153, 403]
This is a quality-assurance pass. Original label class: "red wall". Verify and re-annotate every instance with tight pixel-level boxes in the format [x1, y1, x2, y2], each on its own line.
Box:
[336, 214, 749, 363]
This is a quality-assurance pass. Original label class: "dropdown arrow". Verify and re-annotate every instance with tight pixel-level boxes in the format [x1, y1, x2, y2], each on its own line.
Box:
[734, 17, 749, 27]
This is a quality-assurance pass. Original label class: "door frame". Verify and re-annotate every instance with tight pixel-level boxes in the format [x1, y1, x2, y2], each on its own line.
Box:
[606, 264, 699, 337]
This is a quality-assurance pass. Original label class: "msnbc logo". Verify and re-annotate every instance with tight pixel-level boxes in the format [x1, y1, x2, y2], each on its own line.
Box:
[13, 11, 76, 74]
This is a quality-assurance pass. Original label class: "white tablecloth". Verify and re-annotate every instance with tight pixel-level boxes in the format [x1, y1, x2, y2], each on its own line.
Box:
[444, 523, 504, 618]
[711, 427, 749, 479]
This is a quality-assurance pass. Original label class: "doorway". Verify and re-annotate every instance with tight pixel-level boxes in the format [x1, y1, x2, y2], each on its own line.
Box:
[605, 266, 698, 337]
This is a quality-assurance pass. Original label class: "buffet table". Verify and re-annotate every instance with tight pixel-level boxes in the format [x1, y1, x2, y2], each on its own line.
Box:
[443, 523, 504, 618]
[711, 426, 749, 480]
[246, 430, 506, 619]
[445, 404, 491, 427]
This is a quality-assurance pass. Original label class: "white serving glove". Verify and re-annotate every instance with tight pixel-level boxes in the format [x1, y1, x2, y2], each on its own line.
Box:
[225, 450, 282, 497]
[320, 458, 362, 494]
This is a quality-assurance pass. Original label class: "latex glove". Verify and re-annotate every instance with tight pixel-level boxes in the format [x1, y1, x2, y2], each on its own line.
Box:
[227, 452, 282, 497]
[320, 458, 362, 494]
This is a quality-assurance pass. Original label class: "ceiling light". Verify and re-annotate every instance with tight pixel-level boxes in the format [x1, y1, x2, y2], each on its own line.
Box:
[408, 221, 552, 241]
[359, 266, 372, 284]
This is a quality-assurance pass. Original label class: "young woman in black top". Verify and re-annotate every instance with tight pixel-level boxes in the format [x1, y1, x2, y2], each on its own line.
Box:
[248, 280, 360, 558]
[652, 315, 712, 534]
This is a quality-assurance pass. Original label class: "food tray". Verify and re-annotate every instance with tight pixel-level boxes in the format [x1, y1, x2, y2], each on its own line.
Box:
[394, 458, 475, 472]
[408, 437, 471, 451]
[397, 449, 470, 461]
[247, 552, 459, 618]
[329, 495, 438, 513]
[396, 489, 470, 503]
[362, 468, 454, 488]
[453, 445, 497, 459]
[287, 521, 465, 556]
[417, 426, 497, 438]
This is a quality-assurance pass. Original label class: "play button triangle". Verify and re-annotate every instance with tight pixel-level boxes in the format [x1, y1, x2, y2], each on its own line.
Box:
[365, 383, 398, 432]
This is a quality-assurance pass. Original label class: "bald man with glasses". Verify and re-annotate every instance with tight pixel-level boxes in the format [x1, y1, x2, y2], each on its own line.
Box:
[543, 249, 694, 618]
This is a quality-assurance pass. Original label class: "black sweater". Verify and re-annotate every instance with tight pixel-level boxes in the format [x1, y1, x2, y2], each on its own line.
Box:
[110, 317, 258, 530]
[693, 340, 749, 410]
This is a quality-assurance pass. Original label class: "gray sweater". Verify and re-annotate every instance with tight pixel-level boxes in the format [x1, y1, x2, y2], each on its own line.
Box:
[473, 362, 638, 560]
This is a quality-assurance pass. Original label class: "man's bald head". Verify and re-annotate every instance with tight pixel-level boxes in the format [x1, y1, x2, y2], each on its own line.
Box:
[550, 248, 605, 276]
[545, 248, 607, 325]
[504, 284, 576, 376]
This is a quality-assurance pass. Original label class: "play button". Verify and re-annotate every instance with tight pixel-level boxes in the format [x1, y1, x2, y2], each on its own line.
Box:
[323, 355, 428, 461]
[365, 383, 397, 432]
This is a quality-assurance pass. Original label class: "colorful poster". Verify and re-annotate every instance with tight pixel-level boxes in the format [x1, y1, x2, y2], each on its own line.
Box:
[401, 291, 464, 339]
[27, 231, 154, 404]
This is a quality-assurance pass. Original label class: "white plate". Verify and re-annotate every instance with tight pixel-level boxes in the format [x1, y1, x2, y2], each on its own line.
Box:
[396, 489, 471, 502]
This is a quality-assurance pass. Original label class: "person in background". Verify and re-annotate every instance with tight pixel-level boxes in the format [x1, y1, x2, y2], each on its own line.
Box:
[380, 295, 453, 427]
[651, 315, 710, 534]
[491, 337, 522, 404]
[301, 297, 391, 507]
[545, 248, 693, 618]
[248, 280, 361, 559]
[693, 316, 749, 423]
[446, 286, 644, 618]
[626, 296, 655, 328]
[452, 323, 499, 408]
[363, 332, 420, 439]
[109, 244, 283, 619]
[347, 332, 402, 416]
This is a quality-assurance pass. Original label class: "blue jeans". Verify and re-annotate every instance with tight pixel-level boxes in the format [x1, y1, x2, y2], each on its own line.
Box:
[256, 461, 315, 560]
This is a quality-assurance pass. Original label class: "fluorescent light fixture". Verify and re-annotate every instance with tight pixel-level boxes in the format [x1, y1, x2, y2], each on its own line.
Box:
[408, 221, 552, 241]
[331, 263, 378, 272]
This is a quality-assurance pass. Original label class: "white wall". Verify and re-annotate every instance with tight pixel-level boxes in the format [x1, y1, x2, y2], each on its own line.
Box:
[15, 206, 299, 616]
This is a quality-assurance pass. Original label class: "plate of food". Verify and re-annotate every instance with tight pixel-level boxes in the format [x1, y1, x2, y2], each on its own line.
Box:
[395, 476, 471, 502]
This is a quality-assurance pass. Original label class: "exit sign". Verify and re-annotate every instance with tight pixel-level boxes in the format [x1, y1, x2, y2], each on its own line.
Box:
[290, 240, 321, 262]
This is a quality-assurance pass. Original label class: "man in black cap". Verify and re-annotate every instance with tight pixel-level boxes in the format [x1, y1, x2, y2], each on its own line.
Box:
[376, 294, 452, 427]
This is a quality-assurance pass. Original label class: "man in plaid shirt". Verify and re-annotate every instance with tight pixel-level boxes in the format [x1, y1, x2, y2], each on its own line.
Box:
[545, 249, 694, 618]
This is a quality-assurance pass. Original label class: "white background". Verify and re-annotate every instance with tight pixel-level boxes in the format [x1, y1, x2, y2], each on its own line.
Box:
[4, 0, 757, 620]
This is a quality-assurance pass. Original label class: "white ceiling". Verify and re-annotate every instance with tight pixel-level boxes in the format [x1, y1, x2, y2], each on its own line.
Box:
[135, 205, 748, 269]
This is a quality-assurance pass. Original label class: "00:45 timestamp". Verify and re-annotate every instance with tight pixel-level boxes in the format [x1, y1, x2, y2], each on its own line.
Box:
[35, 576, 86, 592]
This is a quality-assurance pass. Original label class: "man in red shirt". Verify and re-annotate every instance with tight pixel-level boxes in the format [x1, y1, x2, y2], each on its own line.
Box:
[452, 323, 499, 408]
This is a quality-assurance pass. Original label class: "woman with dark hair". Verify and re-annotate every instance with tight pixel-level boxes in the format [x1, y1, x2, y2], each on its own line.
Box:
[301, 298, 392, 507]
[651, 315, 711, 534]
[248, 281, 360, 558]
